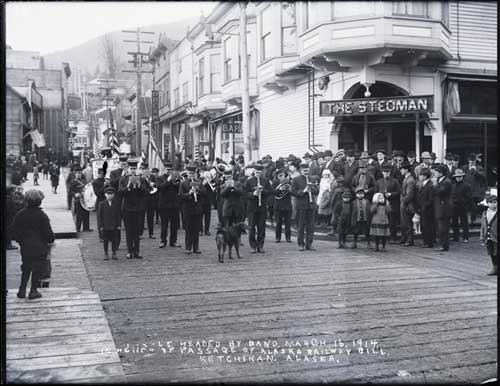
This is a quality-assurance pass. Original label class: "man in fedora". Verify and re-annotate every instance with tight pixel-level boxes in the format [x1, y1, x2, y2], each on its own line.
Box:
[399, 161, 417, 246]
[414, 151, 433, 185]
[352, 157, 376, 203]
[303, 152, 312, 166]
[451, 168, 472, 243]
[344, 150, 359, 188]
[432, 164, 453, 252]
[407, 150, 420, 177]
[462, 153, 487, 225]
[373, 149, 390, 180]
[444, 153, 457, 178]
[309, 153, 322, 178]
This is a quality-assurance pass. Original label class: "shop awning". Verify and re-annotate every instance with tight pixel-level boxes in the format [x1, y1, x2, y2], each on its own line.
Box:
[209, 107, 258, 124]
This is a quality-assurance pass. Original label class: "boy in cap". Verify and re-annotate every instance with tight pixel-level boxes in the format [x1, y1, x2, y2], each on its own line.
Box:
[480, 195, 497, 275]
[451, 169, 472, 243]
[333, 190, 354, 249]
[97, 187, 121, 260]
[351, 186, 371, 249]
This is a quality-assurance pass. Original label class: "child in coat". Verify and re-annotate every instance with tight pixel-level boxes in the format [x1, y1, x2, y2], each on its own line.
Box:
[33, 162, 40, 186]
[97, 186, 122, 260]
[370, 193, 391, 252]
[333, 190, 354, 249]
[351, 186, 371, 249]
[329, 176, 350, 236]
[480, 194, 497, 275]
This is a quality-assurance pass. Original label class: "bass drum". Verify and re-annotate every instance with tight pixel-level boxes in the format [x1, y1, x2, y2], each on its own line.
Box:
[80, 182, 97, 211]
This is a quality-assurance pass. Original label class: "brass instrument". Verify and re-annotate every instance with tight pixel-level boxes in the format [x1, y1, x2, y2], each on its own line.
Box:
[275, 180, 291, 200]
[80, 182, 97, 211]
[201, 170, 215, 192]
[305, 175, 313, 203]
[191, 179, 201, 203]
[256, 176, 263, 206]
[149, 180, 157, 194]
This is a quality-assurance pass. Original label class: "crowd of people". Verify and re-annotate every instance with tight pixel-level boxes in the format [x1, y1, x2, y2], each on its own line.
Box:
[57, 147, 497, 276]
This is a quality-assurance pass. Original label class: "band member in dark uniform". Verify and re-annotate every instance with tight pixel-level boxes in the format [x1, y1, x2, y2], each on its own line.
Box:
[157, 162, 181, 248]
[109, 155, 128, 249]
[244, 163, 272, 254]
[272, 169, 292, 243]
[70, 166, 92, 232]
[93, 168, 106, 241]
[118, 158, 148, 259]
[220, 169, 244, 227]
[432, 164, 453, 252]
[138, 163, 150, 239]
[292, 163, 319, 251]
[179, 165, 206, 254]
[416, 168, 434, 248]
[144, 166, 159, 239]
[200, 171, 216, 236]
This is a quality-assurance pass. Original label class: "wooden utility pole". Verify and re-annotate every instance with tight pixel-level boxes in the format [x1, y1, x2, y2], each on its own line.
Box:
[239, 2, 251, 163]
[122, 27, 155, 156]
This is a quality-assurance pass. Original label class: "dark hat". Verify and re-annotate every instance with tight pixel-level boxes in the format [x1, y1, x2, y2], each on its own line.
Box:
[360, 151, 370, 159]
[201, 158, 207, 163]
[127, 158, 139, 166]
[371, 154, 378, 161]
[400, 161, 411, 170]
[141, 162, 149, 168]
[394, 150, 405, 157]
[223, 169, 233, 175]
[186, 165, 197, 172]
[299, 162, 309, 169]
[355, 186, 365, 193]
[303, 152, 312, 159]
[311, 153, 319, 160]
[335, 175, 345, 182]
[253, 163, 264, 171]
[163, 161, 172, 168]
[73, 166, 82, 172]
[453, 154, 460, 161]
[104, 186, 116, 194]
[317, 152, 325, 159]
[265, 154, 272, 160]
[346, 149, 355, 157]
[97, 168, 104, 174]
[432, 164, 448, 175]
[467, 153, 476, 161]
[430, 152, 437, 159]
[486, 194, 497, 203]
[324, 150, 333, 157]
[407, 150, 416, 158]
[381, 164, 393, 172]
[444, 153, 454, 161]
[419, 168, 432, 178]
[237, 154, 244, 160]
[151, 168, 159, 173]
[119, 155, 128, 162]
[376, 149, 386, 155]
[342, 191, 352, 199]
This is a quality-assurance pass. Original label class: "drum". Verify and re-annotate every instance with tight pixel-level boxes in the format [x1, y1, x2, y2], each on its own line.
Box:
[80, 182, 97, 211]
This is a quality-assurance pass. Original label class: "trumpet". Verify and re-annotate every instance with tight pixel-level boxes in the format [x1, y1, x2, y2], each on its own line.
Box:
[305, 175, 313, 203]
[256, 176, 262, 206]
[191, 179, 200, 203]
[149, 180, 157, 194]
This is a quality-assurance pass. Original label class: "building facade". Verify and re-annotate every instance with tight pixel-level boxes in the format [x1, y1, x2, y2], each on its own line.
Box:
[149, 1, 496, 179]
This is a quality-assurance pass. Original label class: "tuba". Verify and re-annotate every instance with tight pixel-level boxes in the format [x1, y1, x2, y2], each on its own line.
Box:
[80, 182, 97, 211]
[275, 179, 291, 200]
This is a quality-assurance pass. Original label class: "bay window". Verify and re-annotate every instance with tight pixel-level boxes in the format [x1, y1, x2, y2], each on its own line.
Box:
[199, 58, 205, 96]
[224, 37, 233, 82]
[261, 5, 272, 62]
[332, 1, 374, 18]
[393, 1, 429, 17]
[210, 54, 221, 92]
[281, 2, 296, 55]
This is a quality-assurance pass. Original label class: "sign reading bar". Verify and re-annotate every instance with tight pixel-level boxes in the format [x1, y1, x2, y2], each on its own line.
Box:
[222, 120, 242, 134]
[319, 95, 434, 117]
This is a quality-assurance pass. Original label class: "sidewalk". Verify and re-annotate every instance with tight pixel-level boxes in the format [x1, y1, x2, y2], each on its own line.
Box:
[6, 170, 125, 383]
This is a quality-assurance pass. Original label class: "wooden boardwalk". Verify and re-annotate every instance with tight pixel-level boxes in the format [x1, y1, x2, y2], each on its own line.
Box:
[6, 171, 125, 384]
[77, 211, 497, 384]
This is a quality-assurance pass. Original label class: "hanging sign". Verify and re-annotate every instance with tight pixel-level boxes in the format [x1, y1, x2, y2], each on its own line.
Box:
[319, 95, 434, 117]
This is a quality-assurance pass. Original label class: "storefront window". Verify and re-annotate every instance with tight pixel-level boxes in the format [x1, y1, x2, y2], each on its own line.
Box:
[393, 1, 428, 17]
[332, 1, 374, 19]
[458, 81, 497, 116]
[281, 2, 296, 55]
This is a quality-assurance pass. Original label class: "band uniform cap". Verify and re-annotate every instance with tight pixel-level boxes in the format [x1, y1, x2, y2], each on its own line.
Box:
[394, 150, 405, 157]
[486, 194, 497, 203]
[355, 186, 365, 193]
[430, 152, 437, 159]
[445, 153, 454, 160]
[119, 155, 128, 162]
[151, 168, 159, 173]
[324, 150, 333, 157]
[186, 165, 197, 172]
[452, 169, 466, 178]
[104, 186, 116, 194]
[467, 153, 476, 161]
[316, 152, 325, 159]
[407, 150, 416, 158]
[127, 158, 140, 166]
[376, 149, 386, 155]
[311, 153, 319, 160]
[420, 151, 431, 159]
[253, 163, 264, 171]
[382, 164, 393, 172]
[400, 161, 411, 170]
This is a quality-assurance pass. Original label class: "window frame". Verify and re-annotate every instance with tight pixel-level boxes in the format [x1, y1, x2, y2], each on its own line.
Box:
[182, 82, 188, 105]
[198, 57, 205, 96]
[210, 53, 221, 93]
[223, 37, 232, 83]
[392, 1, 429, 18]
[173, 87, 179, 108]
[281, 2, 297, 56]
[260, 5, 272, 62]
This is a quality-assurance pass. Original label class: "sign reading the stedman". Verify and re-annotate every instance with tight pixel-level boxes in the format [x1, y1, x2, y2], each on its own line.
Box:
[319, 95, 434, 117]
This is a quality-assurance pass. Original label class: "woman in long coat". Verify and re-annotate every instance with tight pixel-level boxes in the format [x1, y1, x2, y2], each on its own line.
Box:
[49, 162, 60, 193]
[12, 189, 55, 299]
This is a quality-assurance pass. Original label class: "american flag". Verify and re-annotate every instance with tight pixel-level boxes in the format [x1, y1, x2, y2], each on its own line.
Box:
[93, 130, 102, 158]
[108, 108, 120, 155]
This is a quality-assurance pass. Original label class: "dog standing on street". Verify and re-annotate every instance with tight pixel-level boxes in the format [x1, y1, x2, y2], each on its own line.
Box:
[215, 222, 248, 263]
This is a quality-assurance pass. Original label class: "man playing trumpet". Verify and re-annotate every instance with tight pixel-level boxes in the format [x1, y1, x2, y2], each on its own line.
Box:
[272, 169, 292, 243]
[220, 168, 244, 227]
[157, 162, 181, 248]
[179, 165, 206, 254]
[291, 163, 319, 251]
[244, 163, 272, 254]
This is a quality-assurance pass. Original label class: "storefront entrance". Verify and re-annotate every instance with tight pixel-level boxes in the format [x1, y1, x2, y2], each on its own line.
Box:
[336, 82, 433, 155]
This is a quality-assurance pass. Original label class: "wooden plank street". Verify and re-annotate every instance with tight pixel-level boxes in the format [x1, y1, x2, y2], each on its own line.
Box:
[74, 204, 497, 384]
[6, 172, 126, 384]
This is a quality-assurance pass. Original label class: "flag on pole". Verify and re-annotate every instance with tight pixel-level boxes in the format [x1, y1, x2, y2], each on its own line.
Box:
[108, 108, 120, 155]
[93, 130, 102, 158]
[148, 133, 164, 172]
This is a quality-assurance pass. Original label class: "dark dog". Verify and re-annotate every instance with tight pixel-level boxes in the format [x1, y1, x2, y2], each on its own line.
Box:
[215, 222, 248, 263]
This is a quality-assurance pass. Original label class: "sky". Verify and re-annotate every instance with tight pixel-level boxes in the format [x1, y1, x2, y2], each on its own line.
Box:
[5, 1, 218, 55]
